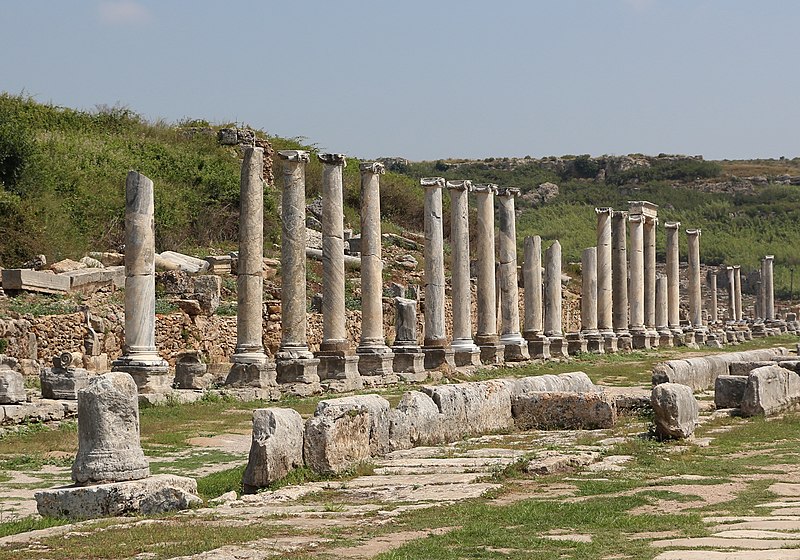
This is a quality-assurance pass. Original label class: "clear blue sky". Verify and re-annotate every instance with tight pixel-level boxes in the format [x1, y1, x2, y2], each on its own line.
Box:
[2, 1, 798, 161]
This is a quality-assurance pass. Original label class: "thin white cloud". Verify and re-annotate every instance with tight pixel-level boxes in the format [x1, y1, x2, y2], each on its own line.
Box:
[98, 0, 152, 25]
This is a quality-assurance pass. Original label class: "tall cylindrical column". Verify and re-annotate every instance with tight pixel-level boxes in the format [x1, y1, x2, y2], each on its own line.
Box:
[421, 177, 447, 347]
[595, 208, 613, 334]
[447, 180, 480, 365]
[644, 216, 657, 330]
[496, 188, 527, 349]
[727, 266, 737, 321]
[764, 255, 775, 320]
[628, 214, 645, 334]
[233, 148, 267, 364]
[523, 235, 543, 338]
[474, 184, 500, 352]
[544, 240, 563, 337]
[656, 275, 668, 331]
[665, 222, 681, 332]
[709, 271, 718, 323]
[755, 278, 763, 320]
[277, 150, 313, 359]
[686, 229, 702, 328]
[611, 211, 629, 335]
[734, 265, 743, 321]
[112, 171, 168, 387]
[760, 260, 767, 319]
[581, 247, 598, 334]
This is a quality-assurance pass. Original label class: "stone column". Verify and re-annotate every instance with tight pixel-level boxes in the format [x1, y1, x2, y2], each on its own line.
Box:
[523, 235, 550, 359]
[611, 211, 631, 349]
[644, 215, 658, 336]
[727, 266, 737, 322]
[655, 275, 672, 347]
[764, 255, 775, 321]
[227, 148, 277, 391]
[274, 150, 320, 396]
[357, 162, 396, 384]
[755, 278, 763, 320]
[315, 153, 361, 392]
[473, 184, 504, 364]
[581, 247, 603, 353]
[709, 271, 718, 323]
[544, 240, 568, 358]
[734, 265, 743, 322]
[391, 297, 426, 381]
[447, 180, 481, 366]
[496, 187, 529, 361]
[112, 171, 169, 392]
[595, 208, 617, 352]
[628, 214, 648, 349]
[686, 229, 704, 335]
[665, 222, 683, 341]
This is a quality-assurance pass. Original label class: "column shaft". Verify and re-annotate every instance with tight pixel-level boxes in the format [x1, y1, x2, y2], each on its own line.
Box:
[497, 188, 524, 343]
[581, 247, 598, 333]
[628, 215, 645, 333]
[359, 163, 388, 348]
[656, 275, 668, 330]
[523, 235, 543, 337]
[727, 267, 737, 321]
[765, 256, 775, 320]
[595, 208, 613, 333]
[709, 271, 718, 323]
[665, 222, 681, 330]
[644, 217, 657, 329]
[319, 153, 348, 351]
[447, 181, 478, 350]
[734, 265, 743, 321]
[544, 241, 563, 337]
[611, 211, 629, 334]
[421, 177, 447, 347]
[474, 185, 498, 344]
[686, 229, 702, 327]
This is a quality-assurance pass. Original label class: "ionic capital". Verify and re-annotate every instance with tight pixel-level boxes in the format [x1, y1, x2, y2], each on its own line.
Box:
[496, 186, 521, 198]
[277, 150, 310, 163]
[420, 177, 446, 188]
[472, 183, 498, 194]
[359, 162, 385, 175]
[318, 153, 347, 167]
[446, 179, 472, 192]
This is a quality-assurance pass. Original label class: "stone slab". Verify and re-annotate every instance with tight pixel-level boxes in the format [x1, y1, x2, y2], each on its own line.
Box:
[512, 391, 616, 430]
[1, 269, 70, 294]
[741, 365, 800, 416]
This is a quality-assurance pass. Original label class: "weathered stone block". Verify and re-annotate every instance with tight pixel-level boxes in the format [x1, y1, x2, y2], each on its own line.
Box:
[303, 407, 370, 474]
[651, 383, 698, 439]
[388, 391, 443, 450]
[0, 367, 26, 404]
[512, 391, 617, 430]
[174, 351, 214, 390]
[226, 362, 277, 389]
[741, 365, 800, 417]
[1, 269, 70, 294]
[40, 365, 89, 400]
[510, 371, 597, 397]
[421, 380, 513, 441]
[242, 408, 304, 492]
[315, 394, 391, 456]
[714, 375, 748, 409]
[729, 361, 774, 377]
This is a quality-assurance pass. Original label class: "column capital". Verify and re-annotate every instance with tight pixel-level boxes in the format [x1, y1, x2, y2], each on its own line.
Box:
[710, 270, 717, 277]
[611, 210, 628, 219]
[497, 186, 521, 197]
[629, 214, 644, 224]
[764, 255, 775, 262]
[277, 149, 310, 162]
[446, 179, 472, 192]
[628, 200, 658, 218]
[359, 161, 385, 175]
[595, 207, 613, 215]
[420, 176, 445, 188]
[732, 264, 741, 270]
[686, 228, 702, 236]
[473, 183, 498, 194]
[664, 221, 681, 230]
[318, 153, 347, 166]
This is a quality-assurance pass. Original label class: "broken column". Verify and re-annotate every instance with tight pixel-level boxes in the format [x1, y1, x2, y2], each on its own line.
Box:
[315, 153, 361, 392]
[665, 221, 684, 344]
[581, 247, 603, 353]
[391, 297, 425, 380]
[523, 235, 550, 359]
[473, 184, 504, 364]
[496, 187, 529, 361]
[227, 147, 276, 390]
[628, 213, 648, 349]
[595, 208, 617, 352]
[656, 275, 673, 347]
[447, 180, 481, 366]
[356, 162, 396, 385]
[421, 177, 455, 369]
[544, 240, 568, 358]
[275, 150, 321, 396]
[611, 210, 632, 350]
[764, 256, 776, 321]
[112, 171, 169, 392]
[0, 357, 25, 404]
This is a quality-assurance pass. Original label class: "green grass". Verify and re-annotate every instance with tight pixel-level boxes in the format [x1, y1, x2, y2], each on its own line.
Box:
[0, 516, 70, 539]
[196, 464, 246, 500]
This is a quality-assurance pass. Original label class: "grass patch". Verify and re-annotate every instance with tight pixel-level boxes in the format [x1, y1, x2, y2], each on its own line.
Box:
[0, 516, 70, 539]
[196, 464, 246, 500]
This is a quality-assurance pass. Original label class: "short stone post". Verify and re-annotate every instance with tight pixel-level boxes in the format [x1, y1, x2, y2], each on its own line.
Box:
[275, 150, 321, 396]
[391, 297, 426, 381]
[581, 247, 603, 353]
[665, 222, 683, 342]
[734, 265, 743, 322]
[523, 235, 550, 359]
[628, 213, 648, 349]
[656, 275, 673, 347]
[447, 180, 481, 366]
[496, 187, 529, 361]
[473, 184, 504, 364]
[112, 171, 169, 392]
[596, 208, 617, 352]
[315, 153, 361, 392]
[611, 211, 632, 350]
[764, 256, 775, 321]
[356, 163, 396, 385]
[544, 240, 568, 358]
[421, 177, 455, 369]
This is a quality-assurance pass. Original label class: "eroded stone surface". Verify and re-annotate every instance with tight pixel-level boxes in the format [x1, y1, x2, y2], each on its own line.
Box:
[242, 408, 304, 492]
[651, 383, 699, 439]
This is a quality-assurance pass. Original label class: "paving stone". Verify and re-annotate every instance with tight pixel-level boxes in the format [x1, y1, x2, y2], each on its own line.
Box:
[651, 536, 800, 549]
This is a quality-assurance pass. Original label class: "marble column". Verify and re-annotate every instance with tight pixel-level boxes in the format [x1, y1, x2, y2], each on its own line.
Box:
[628, 214, 648, 349]
[755, 278, 763, 320]
[727, 266, 737, 322]
[112, 171, 169, 393]
[357, 162, 396, 384]
[544, 240, 568, 358]
[227, 148, 277, 391]
[391, 297, 426, 381]
[764, 255, 775, 321]
[686, 228, 705, 344]
[595, 208, 617, 352]
[581, 247, 603, 353]
[734, 265, 743, 322]
[759, 260, 767, 320]
[473, 184, 504, 364]
[611, 211, 632, 350]
[447, 180, 481, 366]
[523, 236, 550, 359]
[665, 222, 683, 341]
[496, 187, 529, 361]
[275, 150, 320, 395]
[315, 153, 361, 392]
[644, 215, 658, 337]
[655, 275, 673, 347]
[709, 271, 718, 323]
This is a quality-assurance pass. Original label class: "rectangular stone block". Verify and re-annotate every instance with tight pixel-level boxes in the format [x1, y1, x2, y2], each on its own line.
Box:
[303, 407, 371, 474]
[741, 365, 800, 417]
[1, 269, 70, 294]
[315, 394, 391, 456]
[714, 375, 748, 409]
[512, 391, 617, 430]
[242, 408, 304, 492]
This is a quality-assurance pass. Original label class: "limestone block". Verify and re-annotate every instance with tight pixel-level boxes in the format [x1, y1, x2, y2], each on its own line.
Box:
[40, 361, 89, 400]
[174, 351, 215, 390]
[0, 367, 25, 404]
[714, 375, 748, 409]
[651, 383, 699, 439]
[653, 348, 788, 390]
[88, 251, 124, 266]
[741, 365, 800, 417]
[225, 362, 277, 389]
[729, 361, 774, 376]
[315, 394, 391, 456]
[303, 407, 370, 474]
[51, 258, 87, 274]
[512, 392, 617, 430]
[420, 380, 513, 441]
[1, 269, 70, 294]
[79, 256, 104, 268]
[193, 275, 221, 315]
[158, 251, 210, 274]
[35, 474, 201, 520]
[388, 391, 443, 450]
[510, 371, 597, 397]
[242, 408, 304, 492]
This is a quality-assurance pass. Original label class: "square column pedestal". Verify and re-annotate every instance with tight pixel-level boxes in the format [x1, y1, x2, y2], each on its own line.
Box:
[226, 361, 278, 393]
[391, 346, 426, 383]
[658, 329, 674, 348]
[316, 352, 362, 393]
[631, 329, 651, 350]
[275, 355, 321, 397]
[421, 345, 455, 371]
[584, 333, 605, 354]
[501, 336, 530, 362]
[566, 333, 587, 356]
[452, 344, 482, 367]
[475, 335, 505, 365]
[112, 360, 171, 395]
[356, 348, 398, 388]
[549, 337, 569, 359]
[616, 333, 633, 352]
[525, 333, 550, 360]
[602, 332, 618, 354]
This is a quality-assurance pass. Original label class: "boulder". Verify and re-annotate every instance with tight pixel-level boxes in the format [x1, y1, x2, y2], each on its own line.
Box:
[651, 383, 698, 439]
[512, 392, 616, 430]
[51, 259, 87, 274]
[714, 375, 748, 409]
[242, 408, 304, 492]
[315, 395, 391, 456]
[303, 406, 371, 474]
[741, 365, 800, 417]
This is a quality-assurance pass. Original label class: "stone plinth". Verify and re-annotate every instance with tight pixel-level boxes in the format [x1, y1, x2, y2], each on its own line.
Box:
[391, 297, 426, 381]
[40, 353, 89, 400]
[528, 336, 552, 360]
[566, 333, 588, 355]
[226, 362, 278, 394]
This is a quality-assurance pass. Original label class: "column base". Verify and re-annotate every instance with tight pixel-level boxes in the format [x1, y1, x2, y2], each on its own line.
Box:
[682, 330, 699, 349]
[601, 332, 618, 354]
[275, 358, 322, 396]
[356, 347, 398, 387]
[391, 347, 427, 382]
[566, 333, 587, 356]
[527, 336, 551, 360]
[111, 355, 171, 394]
[479, 344, 505, 365]
[226, 361, 277, 389]
[646, 329, 660, 348]
[315, 353, 363, 393]
[548, 337, 569, 359]
[453, 349, 482, 367]
[502, 339, 530, 362]
[631, 330, 651, 350]
[671, 328, 686, 346]
[615, 333, 633, 352]
[583, 333, 605, 354]
[705, 334, 723, 349]
[693, 329, 708, 345]
[658, 329, 674, 348]
[422, 346, 456, 370]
